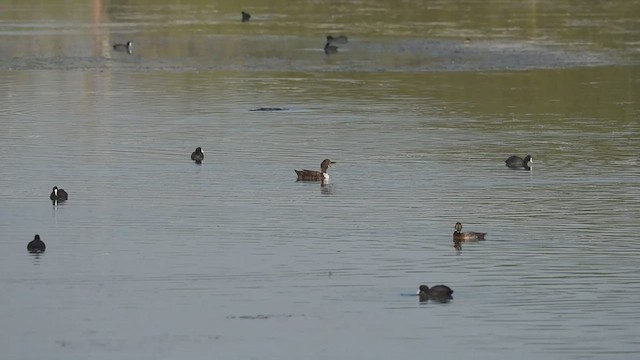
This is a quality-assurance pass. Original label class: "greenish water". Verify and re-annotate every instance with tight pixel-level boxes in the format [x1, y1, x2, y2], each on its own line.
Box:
[0, 1, 638, 359]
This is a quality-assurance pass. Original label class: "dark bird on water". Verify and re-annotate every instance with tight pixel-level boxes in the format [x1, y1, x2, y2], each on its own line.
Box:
[50, 186, 68, 202]
[27, 234, 46, 253]
[326, 35, 348, 45]
[505, 155, 533, 170]
[453, 222, 486, 241]
[418, 284, 454, 302]
[242, 11, 251, 22]
[113, 41, 132, 53]
[191, 147, 204, 164]
[295, 159, 335, 181]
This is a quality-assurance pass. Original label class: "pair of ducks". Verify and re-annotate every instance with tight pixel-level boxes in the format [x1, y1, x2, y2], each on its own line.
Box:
[35, 186, 69, 251]
[324, 35, 348, 55]
[191, 151, 336, 182]
[26, 232, 454, 304]
[419, 222, 486, 301]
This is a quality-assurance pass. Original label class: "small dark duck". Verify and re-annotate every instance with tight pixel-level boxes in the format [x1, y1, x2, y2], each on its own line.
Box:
[241, 11, 251, 22]
[324, 42, 338, 55]
[50, 186, 68, 202]
[418, 284, 454, 303]
[295, 159, 335, 181]
[191, 147, 204, 164]
[27, 234, 46, 253]
[326, 35, 348, 45]
[505, 155, 533, 170]
[453, 222, 486, 241]
[113, 41, 132, 53]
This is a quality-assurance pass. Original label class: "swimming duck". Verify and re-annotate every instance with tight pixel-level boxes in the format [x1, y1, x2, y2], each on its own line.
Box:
[50, 186, 68, 201]
[113, 41, 132, 53]
[324, 42, 338, 55]
[241, 11, 251, 22]
[295, 159, 335, 181]
[418, 284, 454, 302]
[191, 147, 204, 164]
[326, 35, 348, 45]
[505, 155, 533, 170]
[27, 234, 45, 253]
[453, 222, 486, 241]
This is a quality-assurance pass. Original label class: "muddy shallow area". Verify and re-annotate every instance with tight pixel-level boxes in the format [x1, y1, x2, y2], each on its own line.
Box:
[0, 35, 623, 72]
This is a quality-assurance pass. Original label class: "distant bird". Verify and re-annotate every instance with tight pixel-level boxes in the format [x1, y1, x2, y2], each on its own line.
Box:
[295, 159, 335, 181]
[191, 147, 204, 164]
[113, 41, 132, 53]
[242, 11, 251, 22]
[326, 35, 348, 45]
[324, 42, 338, 55]
[418, 284, 454, 302]
[505, 155, 533, 170]
[50, 186, 68, 202]
[27, 234, 46, 253]
[453, 222, 486, 241]
[249, 107, 289, 111]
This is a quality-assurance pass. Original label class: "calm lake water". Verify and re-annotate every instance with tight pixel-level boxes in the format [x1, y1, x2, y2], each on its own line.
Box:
[1, 0, 639, 359]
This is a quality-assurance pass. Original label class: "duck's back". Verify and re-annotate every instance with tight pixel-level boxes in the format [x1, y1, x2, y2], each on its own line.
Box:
[27, 238, 45, 253]
[506, 155, 528, 169]
[58, 189, 68, 200]
[454, 231, 486, 241]
[295, 169, 323, 181]
[429, 285, 453, 297]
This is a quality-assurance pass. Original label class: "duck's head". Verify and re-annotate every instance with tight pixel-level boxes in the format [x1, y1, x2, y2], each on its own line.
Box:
[34, 234, 40, 240]
[52, 186, 58, 195]
[195, 147, 203, 153]
[524, 155, 533, 164]
[455, 222, 462, 233]
[320, 159, 335, 173]
[417, 284, 429, 294]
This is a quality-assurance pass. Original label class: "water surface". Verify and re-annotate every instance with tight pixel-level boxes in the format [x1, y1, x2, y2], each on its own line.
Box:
[1, 1, 639, 359]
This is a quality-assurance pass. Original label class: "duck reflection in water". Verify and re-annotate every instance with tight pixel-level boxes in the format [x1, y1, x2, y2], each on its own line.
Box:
[324, 42, 338, 55]
[320, 179, 335, 195]
[453, 239, 463, 252]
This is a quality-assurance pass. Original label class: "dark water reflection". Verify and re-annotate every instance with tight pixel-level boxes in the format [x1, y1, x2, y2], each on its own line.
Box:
[1, 0, 639, 359]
